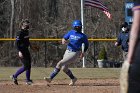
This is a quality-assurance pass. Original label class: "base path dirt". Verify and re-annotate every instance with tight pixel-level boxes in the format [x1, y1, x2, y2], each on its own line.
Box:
[0, 79, 120, 93]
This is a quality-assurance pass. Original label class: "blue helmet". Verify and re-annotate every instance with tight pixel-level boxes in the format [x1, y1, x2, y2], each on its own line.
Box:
[72, 20, 82, 28]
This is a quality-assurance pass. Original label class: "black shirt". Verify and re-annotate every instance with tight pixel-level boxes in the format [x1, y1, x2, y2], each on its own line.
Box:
[16, 29, 30, 51]
[117, 31, 129, 52]
[134, 0, 140, 8]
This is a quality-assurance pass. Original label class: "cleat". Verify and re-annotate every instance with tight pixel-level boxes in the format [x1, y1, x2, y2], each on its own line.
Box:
[44, 77, 52, 83]
[26, 80, 33, 85]
[69, 77, 77, 86]
[10, 75, 18, 85]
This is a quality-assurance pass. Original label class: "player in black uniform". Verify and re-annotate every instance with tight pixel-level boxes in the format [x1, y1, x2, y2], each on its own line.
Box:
[120, 0, 140, 93]
[127, 0, 140, 93]
[11, 19, 33, 85]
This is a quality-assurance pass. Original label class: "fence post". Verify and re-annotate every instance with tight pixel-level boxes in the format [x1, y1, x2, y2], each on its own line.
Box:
[44, 42, 47, 68]
[93, 41, 96, 67]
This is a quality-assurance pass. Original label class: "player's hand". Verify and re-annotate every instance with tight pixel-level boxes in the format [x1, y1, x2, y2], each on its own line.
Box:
[126, 57, 133, 64]
[80, 52, 84, 59]
[18, 51, 23, 58]
[115, 42, 118, 46]
[62, 38, 67, 44]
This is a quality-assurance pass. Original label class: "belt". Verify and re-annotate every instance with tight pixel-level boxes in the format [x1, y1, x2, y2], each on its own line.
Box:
[67, 48, 78, 52]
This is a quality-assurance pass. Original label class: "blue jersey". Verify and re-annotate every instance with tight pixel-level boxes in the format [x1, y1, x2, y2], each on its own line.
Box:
[63, 30, 89, 52]
[117, 31, 129, 52]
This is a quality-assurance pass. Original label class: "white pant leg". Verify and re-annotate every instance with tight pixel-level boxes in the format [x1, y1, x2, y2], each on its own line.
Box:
[56, 50, 80, 68]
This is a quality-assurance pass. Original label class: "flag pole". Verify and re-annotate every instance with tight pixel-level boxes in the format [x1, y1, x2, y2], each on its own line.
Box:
[81, 0, 86, 68]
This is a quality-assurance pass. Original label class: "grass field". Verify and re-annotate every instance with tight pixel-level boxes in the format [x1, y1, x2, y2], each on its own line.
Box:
[0, 67, 121, 93]
[0, 67, 120, 80]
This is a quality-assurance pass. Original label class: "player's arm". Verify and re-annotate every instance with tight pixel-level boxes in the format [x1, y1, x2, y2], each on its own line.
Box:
[62, 31, 70, 44]
[83, 36, 89, 52]
[127, 7, 140, 64]
[115, 33, 122, 46]
[62, 38, 67, 44]
[80, 35, 89, 58]
[16, 31, 22, 50]
[16, 31, 23, 58]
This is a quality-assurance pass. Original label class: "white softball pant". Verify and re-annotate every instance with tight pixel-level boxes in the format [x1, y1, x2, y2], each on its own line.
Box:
[56, 49, 80, 72]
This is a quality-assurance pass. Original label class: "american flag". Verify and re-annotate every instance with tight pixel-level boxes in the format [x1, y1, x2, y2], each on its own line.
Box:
[84, 0, 112, 19]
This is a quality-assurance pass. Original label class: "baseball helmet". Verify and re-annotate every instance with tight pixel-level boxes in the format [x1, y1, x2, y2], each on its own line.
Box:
[72, 20, 82, 28]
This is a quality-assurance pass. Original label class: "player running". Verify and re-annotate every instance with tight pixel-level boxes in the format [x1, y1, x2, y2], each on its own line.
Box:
[44, 20, 89, 86]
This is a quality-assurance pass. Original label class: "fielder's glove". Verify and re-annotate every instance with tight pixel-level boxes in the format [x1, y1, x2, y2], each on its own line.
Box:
[30, 44, 40, 52]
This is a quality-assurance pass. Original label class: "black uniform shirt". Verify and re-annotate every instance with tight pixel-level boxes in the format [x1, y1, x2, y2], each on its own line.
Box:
[133, 0, 140, 10]
[117, 31, 129, 52]
[16, 29, 30, 51]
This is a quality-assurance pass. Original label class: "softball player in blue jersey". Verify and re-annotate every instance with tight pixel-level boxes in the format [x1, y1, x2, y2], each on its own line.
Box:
[44, 20, 89, 86]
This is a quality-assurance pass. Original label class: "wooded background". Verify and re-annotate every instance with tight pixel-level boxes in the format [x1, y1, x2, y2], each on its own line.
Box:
[0, 0, 126, 67]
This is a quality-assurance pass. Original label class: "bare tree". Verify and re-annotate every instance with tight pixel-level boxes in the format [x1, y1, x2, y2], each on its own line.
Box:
[10, 0, 14, 38]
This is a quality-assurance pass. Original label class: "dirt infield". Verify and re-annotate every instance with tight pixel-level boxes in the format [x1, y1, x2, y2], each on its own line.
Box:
[0, 79, 120, 93]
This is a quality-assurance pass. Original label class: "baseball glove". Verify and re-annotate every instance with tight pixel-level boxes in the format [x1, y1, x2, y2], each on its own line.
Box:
[31, 44, 40, 52]
[120, 60, 130, 93]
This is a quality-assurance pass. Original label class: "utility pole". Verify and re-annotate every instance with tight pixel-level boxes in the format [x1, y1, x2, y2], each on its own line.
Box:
[81, 0, 86, 68]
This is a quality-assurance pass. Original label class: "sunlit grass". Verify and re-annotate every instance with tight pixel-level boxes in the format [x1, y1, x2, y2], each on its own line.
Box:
[0, 67, 120, 81]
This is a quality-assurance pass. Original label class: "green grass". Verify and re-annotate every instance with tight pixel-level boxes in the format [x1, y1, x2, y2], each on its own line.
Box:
[0, 67, 120, 80]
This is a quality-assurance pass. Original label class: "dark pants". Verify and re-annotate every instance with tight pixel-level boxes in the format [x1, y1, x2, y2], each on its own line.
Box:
[128, 42, 140, 93]
[123, 51, 128, 61]
[128, 64, 140, 93]
[20, 49, 31, 70]
[14, 49, 31, 80]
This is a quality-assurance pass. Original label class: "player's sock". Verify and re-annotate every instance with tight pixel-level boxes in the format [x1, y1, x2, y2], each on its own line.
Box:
[65, 69, 75, 79]
[26, 68, 31, 81]
[14, 66, 25, 78]
[50, 68, 60, 79]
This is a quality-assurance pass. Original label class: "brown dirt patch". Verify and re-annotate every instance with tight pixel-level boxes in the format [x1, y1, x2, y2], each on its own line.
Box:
[0, 79, 120, 93]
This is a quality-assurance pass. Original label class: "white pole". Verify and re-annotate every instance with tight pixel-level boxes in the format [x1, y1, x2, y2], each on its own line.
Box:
[81, 0, 86, 68]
